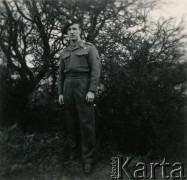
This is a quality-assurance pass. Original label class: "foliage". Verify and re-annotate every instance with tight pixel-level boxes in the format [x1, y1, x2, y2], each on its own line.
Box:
[97, 16, 187, 157]
[0, 123, 67, 176]
[0, 124, 116, 178]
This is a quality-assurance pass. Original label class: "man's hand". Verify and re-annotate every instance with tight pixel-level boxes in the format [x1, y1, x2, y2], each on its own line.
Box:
[86, 91, 95, 103]
[59, 94, 64, 105]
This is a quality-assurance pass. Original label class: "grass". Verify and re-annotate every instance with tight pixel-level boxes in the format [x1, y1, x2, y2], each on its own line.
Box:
[0, 123, 117, 179]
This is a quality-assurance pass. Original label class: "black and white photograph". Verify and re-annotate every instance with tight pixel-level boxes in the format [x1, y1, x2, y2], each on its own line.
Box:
[0, 0, 187, 179]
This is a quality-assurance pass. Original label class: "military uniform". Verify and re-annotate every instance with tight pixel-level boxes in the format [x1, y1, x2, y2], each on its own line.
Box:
[58, 40, 101, 164]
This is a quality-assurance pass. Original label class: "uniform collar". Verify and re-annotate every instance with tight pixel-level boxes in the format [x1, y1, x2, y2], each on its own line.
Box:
[67, 40, 85, 51]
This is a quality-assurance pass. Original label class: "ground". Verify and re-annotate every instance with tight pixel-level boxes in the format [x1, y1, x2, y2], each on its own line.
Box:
[0, 121, 186, 180]
[0, 125, 114, 180]
[0, 159, 112, 180]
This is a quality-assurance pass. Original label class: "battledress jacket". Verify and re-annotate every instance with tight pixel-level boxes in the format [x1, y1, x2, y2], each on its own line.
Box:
[58, 40, 101, 95]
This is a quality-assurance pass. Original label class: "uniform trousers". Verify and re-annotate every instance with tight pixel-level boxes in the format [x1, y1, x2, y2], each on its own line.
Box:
[63, 75, 95, 163]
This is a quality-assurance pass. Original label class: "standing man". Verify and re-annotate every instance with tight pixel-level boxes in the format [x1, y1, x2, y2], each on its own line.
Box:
[58, 21, 101, 174]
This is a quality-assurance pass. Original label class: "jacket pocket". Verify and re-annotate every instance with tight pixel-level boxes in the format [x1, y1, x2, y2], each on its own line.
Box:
[75, 51, 89, 68]
[62, 52, 71, 68]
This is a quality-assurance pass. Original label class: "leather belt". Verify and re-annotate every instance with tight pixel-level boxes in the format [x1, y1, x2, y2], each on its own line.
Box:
[65, 72, 90, 78]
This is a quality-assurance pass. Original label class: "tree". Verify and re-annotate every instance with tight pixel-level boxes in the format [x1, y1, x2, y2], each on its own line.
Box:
[0, 0, 67, 119]
[96, 16, 186, 155]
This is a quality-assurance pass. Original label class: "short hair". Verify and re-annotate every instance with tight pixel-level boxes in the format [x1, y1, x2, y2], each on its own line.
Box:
[62, 20, 82, 35]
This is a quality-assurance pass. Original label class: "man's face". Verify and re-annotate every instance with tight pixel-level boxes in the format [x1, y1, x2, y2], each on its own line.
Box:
[67, 23, 81, 41]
